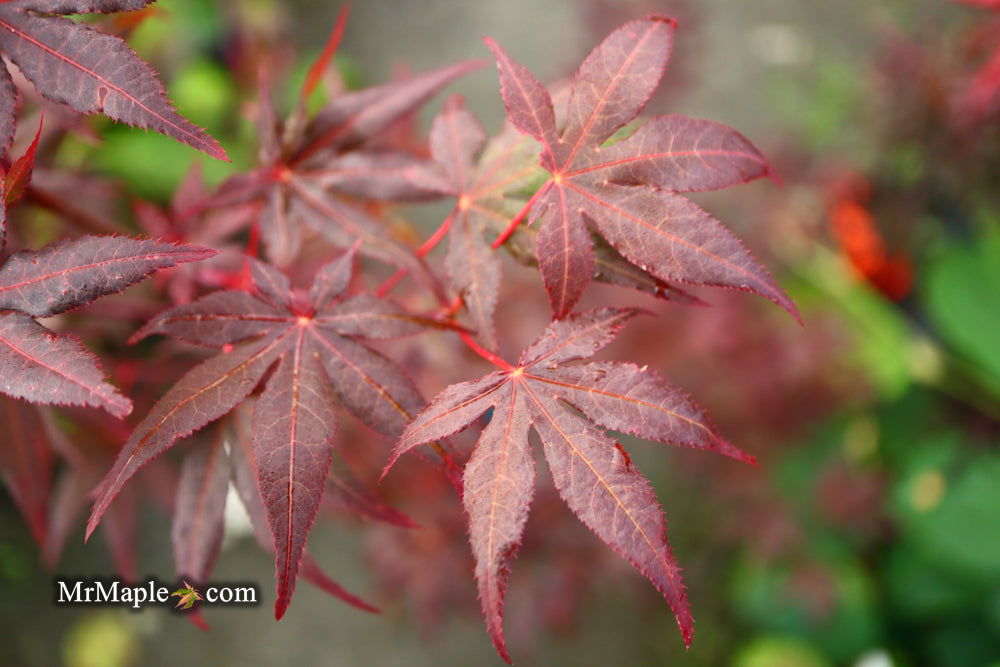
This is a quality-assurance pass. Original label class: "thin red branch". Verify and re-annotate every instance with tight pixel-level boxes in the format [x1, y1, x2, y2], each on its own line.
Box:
[375, 208, 456, 298]
[460, 330, 512, 370]
[491, 181, 551, 249]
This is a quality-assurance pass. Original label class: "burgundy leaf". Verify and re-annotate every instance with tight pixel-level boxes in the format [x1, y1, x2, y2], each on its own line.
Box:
[386, 372, 506, 467]
[593, 115, 774, 192]
[462, 385, 534, 662]
[19, 1, 157, 13]
[310, 332, 423, 437]
[255, 69, 283, 167]
[561, 17, 675, 155]
[483, 38, 559, 159]
[0, 311, 131, 416]
[534, 184, 594, 317]
[416, 96, 536, 349]
[315, 294, 431, 339]
[0, 396, 52, 544]
[253, 335, 338, 620]
[527, 391, 691, 646]
[217, 51, 485, 269]
[310, 151, 444, 202]
[258, 185, 300, 269]
[299, 552, 379, 614]
[86, 331, 286, 539]
[89, 255, 436, 616]
[287, 176, 434, 277]
[519, 307, 641, 366]
[325, 458, 417, 528]
[309, 242, 357, 311]
[430, 97, 486, 188]
[388, 309, 744, 659]
[579, 185, 792, 315]
[446, 212, 501, 349]
[172, 423, 230, 583]
[534, 362, 753, 463]
[299, 60, 487, 158]
[42, 464, 92, 568]
[131, 290, 290, 348]
[0, 186, 6, 254]
[230, 420, 379, 614]
[478, 164, 705, 306]
[486, 17, 796, 319]
[0, 0, 225, 159]
[249, 256, 293, 309]
[0, 236, 216, 317]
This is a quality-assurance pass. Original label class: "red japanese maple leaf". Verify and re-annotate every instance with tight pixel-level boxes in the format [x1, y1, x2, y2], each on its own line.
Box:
[0, 234, 212, 559]
[86, 247, 441, 618]
[385, 308, 752, 662]
[0, 0, 225, 160]
[411, 93, 703, 349]
[208, 22, 481, 268]
[170, 413, 380, 630]
[0, 235, 215, 416]
[485, 16, 797, 320]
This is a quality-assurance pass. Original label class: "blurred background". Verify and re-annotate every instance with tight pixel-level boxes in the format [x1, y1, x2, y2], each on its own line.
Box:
[2, 0, 1000, 665]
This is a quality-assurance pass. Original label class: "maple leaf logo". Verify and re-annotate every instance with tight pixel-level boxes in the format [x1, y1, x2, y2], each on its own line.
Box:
[171, 582, 202, 610]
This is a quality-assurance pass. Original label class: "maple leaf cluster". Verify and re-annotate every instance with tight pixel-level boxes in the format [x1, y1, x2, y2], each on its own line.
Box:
[0, 3, 795, 662]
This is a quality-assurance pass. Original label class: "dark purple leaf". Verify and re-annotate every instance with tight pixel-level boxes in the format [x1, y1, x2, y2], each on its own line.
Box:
[0, 0, 226, 159]
[0, 236, 216, 317]
[0, 311, 131, 417]
[0, 396, 52, 544]
[387, 309, 747, 659]
[89, 255, 435, 617]
[230, 420, 380, 613]
[172, 423, 230, 583]
[485, 17, 796, 320]
[252, 337, 338, 619]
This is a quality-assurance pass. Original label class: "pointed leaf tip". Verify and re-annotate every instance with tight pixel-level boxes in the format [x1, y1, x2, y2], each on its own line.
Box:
[301, 3, 351, 101]
[188, 610, 211, 632]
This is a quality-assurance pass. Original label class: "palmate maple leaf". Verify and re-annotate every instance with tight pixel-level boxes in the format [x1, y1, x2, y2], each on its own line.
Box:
[384, 308, 753, 662]
[484, 16, 799, 321]
[413, 94, 704, 350]
[209, 23, 482, 269]
[85, 246, 440, 618]
[0, 0, 226, 160]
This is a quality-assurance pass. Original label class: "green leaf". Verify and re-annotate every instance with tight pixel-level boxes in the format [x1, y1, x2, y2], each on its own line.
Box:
[925, 232, 1000, 390]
